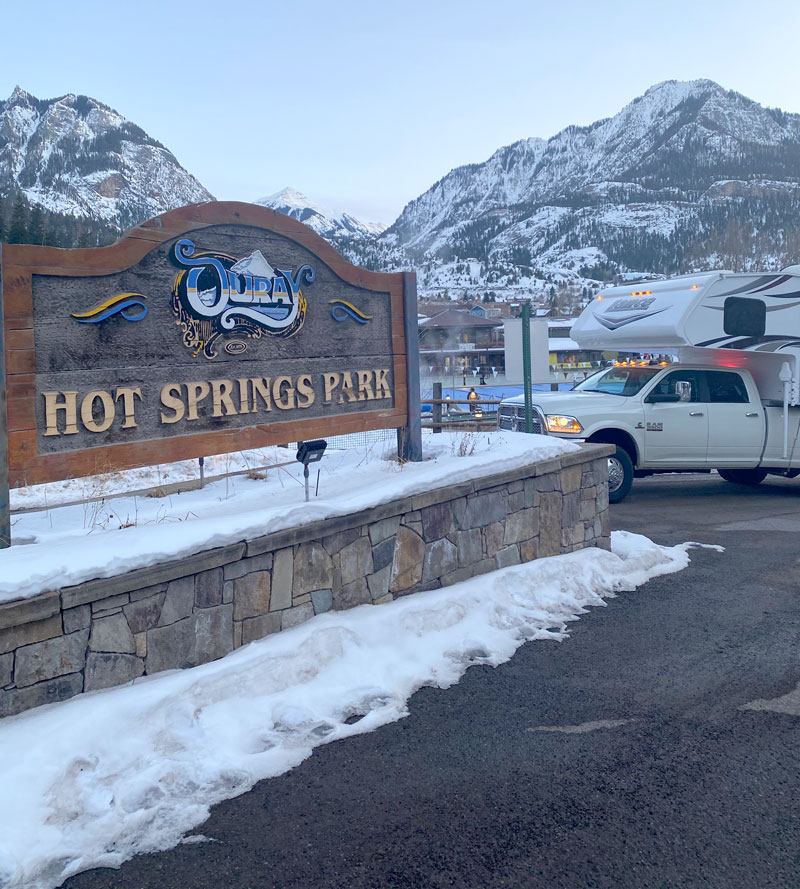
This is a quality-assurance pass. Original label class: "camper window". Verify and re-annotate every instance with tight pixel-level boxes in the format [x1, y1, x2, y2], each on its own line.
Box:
[723, 297, 766, 337]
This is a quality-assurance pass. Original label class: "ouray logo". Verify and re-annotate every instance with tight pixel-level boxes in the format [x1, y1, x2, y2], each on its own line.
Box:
[170, 238, 315, 359]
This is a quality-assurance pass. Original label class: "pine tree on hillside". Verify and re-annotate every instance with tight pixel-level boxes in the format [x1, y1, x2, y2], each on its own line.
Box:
[28, 204, 46, 246]
[76, 225, 92, 248]
[7, 194, 29, 244]
[45, 218, 64, 247]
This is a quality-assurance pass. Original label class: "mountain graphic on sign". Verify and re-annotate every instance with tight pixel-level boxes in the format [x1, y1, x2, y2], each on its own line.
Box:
[230, 250, 276, 279]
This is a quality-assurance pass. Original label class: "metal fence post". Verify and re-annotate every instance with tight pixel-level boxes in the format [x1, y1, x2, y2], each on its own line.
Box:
[0, 244, 10, 548]
[432, 381, 442, 433]
[398, 271, 423, 461]
[522, 301, 533, 434]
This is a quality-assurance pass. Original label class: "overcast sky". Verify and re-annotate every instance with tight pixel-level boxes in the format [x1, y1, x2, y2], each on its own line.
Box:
[5, 0, 800, 224]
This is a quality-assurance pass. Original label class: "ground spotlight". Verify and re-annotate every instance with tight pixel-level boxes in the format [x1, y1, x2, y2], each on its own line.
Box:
[296, 440, 327, 501]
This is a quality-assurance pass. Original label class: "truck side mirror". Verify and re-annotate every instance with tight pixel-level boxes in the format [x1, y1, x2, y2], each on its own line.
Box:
[674, 381, 692, 402]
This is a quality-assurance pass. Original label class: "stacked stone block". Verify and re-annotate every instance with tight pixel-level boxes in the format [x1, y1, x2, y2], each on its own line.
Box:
[0, 444, 613, 718]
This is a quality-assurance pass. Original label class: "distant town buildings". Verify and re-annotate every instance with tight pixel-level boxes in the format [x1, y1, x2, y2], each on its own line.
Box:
[418, 308, 505, 377]
[417, 301, 609, 381]
[468, 304, 503, 319]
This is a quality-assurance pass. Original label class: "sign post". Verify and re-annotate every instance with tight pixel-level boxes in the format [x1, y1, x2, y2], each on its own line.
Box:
[398, 271, 422, 462]
[0, 244, 9, 548]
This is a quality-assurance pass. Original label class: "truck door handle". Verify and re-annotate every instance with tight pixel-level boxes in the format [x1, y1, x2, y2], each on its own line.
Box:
[746, 412, 759, 417]
[689, 411, 704, 417]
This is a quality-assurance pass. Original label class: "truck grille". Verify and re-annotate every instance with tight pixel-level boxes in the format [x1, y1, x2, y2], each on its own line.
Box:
[498, 404, 546, 434]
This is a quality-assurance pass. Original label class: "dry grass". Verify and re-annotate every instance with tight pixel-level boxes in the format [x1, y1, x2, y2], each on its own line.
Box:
[453, 432, 478, 457]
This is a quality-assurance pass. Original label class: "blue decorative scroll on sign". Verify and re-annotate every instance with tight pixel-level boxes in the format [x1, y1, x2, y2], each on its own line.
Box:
[330, 299, 373, 324]
[71, 293, 148, 323]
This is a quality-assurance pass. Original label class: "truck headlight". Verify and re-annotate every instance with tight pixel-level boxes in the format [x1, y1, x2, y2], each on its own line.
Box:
[545, 414, 583, 434]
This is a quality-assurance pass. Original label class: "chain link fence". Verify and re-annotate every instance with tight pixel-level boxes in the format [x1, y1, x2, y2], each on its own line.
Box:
[293, 428, 399, 452]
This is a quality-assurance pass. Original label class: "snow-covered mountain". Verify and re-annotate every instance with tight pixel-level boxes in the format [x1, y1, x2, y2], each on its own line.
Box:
[0, 86, 212, 231]
[4, 80, 800, 309]
[255, 187, 386, 240]
[372, 79, 800, 305]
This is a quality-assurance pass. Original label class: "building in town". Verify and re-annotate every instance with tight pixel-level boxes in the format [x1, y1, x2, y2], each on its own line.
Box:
[469, 304, 503, 319]
[418, 308, 505, 379]
[547, 318, 608, 379]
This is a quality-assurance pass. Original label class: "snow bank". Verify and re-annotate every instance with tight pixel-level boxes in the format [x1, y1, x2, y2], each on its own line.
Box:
[0, 530, 694, 889]
[2, 431, 578, 603]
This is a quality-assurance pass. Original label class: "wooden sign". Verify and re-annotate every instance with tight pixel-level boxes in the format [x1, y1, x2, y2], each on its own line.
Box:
[0, 202, 420, 489]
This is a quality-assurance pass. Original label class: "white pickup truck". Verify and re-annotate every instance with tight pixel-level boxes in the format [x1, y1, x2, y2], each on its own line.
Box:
[500, 267, 800, 502]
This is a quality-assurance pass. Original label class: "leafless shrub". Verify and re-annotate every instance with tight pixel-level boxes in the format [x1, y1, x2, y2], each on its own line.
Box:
[452, 432, 478, 457]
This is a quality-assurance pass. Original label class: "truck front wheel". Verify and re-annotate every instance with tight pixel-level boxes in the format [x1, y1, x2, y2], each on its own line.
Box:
[608, 447, 634, 503]
[717, 468, 768, 486]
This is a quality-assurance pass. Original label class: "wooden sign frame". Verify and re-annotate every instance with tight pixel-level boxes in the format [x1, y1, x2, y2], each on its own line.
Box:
[0, 202, 421, 497]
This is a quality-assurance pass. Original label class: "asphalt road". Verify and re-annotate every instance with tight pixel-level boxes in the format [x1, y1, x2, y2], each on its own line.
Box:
[66, 473, 800, 889]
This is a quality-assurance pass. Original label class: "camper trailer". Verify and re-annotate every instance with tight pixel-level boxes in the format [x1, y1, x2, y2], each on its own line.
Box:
[498, 267, 800, 502]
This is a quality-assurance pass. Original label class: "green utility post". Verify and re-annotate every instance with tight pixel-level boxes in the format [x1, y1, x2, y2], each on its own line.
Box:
[398, 272, 423, 462]
[0, 245, 9, 548]
[521, 300, 533, 433]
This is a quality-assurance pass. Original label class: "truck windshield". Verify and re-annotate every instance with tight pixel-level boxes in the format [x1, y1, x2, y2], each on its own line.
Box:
[572, 365, 662, 396]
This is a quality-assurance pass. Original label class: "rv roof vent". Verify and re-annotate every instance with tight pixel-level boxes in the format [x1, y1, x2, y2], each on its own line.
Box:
[780, 264, 800, 275]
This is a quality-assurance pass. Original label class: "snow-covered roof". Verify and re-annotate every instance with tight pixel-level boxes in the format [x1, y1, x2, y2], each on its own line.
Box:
[548, 337, 581, 351]
[420, 308, 503, 329]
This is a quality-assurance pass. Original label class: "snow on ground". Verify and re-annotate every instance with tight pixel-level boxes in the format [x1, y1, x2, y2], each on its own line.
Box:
[0, 528, 697, 889]
[2, 431, 579, 604]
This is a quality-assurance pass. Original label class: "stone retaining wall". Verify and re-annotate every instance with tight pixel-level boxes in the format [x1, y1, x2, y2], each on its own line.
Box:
[0, 443, 613, 718]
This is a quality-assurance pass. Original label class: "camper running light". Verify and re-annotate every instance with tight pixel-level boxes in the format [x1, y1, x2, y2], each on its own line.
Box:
[546, 414, 583, 434]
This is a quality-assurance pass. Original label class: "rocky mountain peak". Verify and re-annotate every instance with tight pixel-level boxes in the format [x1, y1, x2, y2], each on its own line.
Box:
[0, 87, 213, 233]
[7, 85, 36, 106]
[255, 187, 386, 241]
[373, 79, 800, 304]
